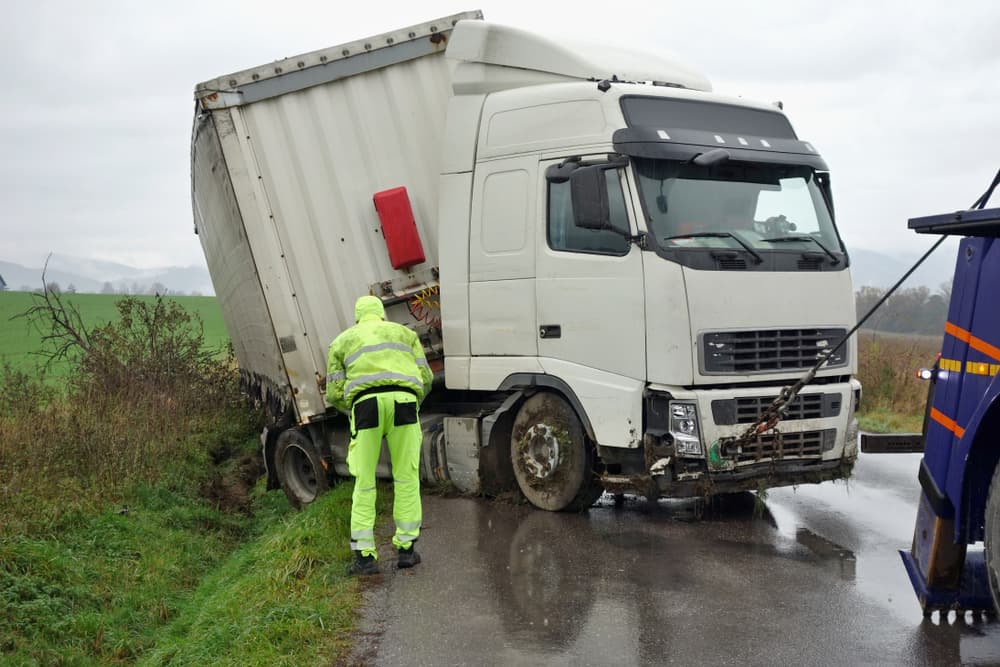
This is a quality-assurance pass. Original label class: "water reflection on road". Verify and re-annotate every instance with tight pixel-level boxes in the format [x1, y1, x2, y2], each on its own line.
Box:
[362, 452, 1000, 666]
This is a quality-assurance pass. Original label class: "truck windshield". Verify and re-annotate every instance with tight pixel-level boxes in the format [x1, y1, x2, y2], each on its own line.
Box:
[633, 158, 842, 265]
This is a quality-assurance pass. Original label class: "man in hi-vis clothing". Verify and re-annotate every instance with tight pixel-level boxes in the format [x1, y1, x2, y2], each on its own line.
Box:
[326, 295, 433, 575]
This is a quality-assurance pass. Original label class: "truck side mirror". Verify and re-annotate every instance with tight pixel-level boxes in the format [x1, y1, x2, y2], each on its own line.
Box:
[570, 165, 611, 230]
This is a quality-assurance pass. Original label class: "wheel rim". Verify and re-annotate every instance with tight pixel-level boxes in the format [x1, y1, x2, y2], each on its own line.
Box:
[281, 444, 318, 501]
[519, 423, 562, 480]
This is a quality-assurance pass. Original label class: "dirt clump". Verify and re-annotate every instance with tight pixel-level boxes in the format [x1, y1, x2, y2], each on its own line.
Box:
[200, 451, 264, 514]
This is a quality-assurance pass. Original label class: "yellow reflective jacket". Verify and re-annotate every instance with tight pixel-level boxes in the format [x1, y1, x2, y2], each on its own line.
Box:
[325, 296, 432, 412]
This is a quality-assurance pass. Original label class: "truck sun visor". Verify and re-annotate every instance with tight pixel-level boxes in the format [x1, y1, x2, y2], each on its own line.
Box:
[373, 187, 426, 270]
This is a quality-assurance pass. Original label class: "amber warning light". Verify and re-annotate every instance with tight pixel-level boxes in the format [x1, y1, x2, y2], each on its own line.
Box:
[373, 186, 426, 270]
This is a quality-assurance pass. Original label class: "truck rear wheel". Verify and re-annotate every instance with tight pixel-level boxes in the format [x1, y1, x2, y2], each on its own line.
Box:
[984, 463, 1000, 614]
[275, 428, 329, 509]
[510, 392, 602, 512]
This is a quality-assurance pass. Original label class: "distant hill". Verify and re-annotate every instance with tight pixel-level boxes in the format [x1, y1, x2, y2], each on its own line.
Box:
[0, 246, 953, 298]
[0, 255, 214, 295]
[848, 245, 956, 292]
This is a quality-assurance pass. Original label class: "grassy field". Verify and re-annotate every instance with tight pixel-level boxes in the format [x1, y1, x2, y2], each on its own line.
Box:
[856, 331, 941, 433]
[1, 292, 366, 666]
[2, 475, 366, 666]
[0, 291, 229, 376]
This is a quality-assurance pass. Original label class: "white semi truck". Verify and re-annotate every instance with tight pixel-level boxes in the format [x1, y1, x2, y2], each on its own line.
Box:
[191, 11, 861, 511]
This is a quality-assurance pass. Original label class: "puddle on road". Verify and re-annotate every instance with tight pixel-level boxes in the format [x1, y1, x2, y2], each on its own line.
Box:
[955, 622, 1000, 666]
[459, 478, 1000, 664]
[593, 489, 774, 525]
[477, 508, 603, 649]
[593, 491, 857, 580]
[907, 615, 1000, 666]
[793, 526, 857, 581]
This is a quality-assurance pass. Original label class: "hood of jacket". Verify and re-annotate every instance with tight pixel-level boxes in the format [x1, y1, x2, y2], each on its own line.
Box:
[355, 295, 386, 323]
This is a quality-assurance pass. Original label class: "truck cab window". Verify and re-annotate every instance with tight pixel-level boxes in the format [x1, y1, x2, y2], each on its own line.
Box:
[633, 157, 845, 270]
[754, 177, 824, 236]
[547, 170, 630, 255]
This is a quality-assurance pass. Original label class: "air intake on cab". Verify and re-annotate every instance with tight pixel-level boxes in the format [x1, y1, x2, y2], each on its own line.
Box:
[373, 186, 426, 270]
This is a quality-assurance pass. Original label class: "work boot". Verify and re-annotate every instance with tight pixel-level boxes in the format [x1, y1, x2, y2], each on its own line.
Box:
[396, 544, 421, 569]
[348, 551, 379, 576]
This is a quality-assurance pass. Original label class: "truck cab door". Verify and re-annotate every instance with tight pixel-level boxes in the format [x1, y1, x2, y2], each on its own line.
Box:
[535, 158, 646, 381]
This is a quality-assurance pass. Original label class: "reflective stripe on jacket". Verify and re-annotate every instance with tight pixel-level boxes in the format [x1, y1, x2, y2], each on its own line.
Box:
[325, 300, 432, 413]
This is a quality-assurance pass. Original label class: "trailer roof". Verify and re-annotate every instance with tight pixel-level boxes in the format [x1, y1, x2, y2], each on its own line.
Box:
[194, 11, 713, 110]
[194, 10, 482, 109]
[447, 20, 711, 93]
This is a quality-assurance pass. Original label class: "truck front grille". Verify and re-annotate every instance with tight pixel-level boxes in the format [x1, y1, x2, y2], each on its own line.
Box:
[701, 328, 848, 374]
[725, 429, 835, 464]
[711, 393, 842, 425]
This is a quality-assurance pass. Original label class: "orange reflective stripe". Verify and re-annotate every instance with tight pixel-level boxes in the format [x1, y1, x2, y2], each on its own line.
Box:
[971, 335, 1000, 363]
[945, 321, 970, 343]
[930, 407, 965, 439]
[945, 322, 1000, 363]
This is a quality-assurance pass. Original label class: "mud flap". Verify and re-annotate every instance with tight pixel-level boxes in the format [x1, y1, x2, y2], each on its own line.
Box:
[416, 416, 481, 494]
[442, 417, 481, 494]
[260, 426, 280, 490]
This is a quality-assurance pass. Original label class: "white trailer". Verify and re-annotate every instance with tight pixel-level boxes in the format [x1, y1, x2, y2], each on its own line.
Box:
[191, 11, 860, 510]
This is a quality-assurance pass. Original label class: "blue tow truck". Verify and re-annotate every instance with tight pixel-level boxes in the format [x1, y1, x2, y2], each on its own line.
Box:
[863, 197, 1000, 616]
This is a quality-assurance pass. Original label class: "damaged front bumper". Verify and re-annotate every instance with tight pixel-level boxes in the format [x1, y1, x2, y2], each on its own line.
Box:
[600, 380, 860, 499]
[602, 439, 855, 499]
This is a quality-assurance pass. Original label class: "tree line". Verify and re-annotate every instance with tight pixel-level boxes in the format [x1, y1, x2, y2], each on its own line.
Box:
[18, 281, 203, 297]
[856, 282, 952, 336]
[17, 279, 953, 335]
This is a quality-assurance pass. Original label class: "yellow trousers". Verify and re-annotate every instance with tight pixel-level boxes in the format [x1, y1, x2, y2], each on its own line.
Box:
[347, 390, 422, 557]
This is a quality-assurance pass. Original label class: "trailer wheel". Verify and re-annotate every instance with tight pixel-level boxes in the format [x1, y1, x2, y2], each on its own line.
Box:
[985, 463, 1000, 614]
[275, 428, 329, 509]
[510, 392, 602, 512]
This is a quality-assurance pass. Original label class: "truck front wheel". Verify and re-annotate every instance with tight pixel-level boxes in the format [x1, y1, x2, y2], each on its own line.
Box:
[984, 463, 1000, 614]
[275, 428, 329, 509]
[510, 392, 602, 512]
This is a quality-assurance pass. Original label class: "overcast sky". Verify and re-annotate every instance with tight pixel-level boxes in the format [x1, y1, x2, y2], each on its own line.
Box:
[1, 0, 998, 271]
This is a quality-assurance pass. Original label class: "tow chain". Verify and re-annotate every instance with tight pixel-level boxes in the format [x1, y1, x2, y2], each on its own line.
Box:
[723, 261, 940, 455]
[724, 167, 1000, 455]
[725, 347, 834, 455]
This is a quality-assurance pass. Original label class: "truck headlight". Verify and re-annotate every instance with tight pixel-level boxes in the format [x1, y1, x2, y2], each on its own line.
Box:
[669, 401, 703, 457]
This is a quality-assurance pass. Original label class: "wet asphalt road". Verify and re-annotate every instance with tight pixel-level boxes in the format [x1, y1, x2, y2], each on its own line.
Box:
[348, 452, 1000, 666]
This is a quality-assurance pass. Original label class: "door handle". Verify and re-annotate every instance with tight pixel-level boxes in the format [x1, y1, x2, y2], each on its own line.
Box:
[539, 324, 562, 339]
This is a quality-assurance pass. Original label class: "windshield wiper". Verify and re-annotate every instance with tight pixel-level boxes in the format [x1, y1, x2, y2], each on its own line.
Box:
[761, 235, 840, 264]
[662, 232, 763, 264]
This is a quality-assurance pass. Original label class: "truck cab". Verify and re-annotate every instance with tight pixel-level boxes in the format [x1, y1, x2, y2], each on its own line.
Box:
[437, 22, 859, 506]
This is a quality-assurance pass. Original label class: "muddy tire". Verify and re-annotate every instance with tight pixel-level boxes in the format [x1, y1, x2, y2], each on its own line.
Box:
[985, 463, 1000, 615]
[510, 392, 602, 512]
[275, 428, 329, 509]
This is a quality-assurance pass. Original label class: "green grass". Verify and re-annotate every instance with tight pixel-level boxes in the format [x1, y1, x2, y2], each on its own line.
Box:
[0, 292, 229, 377]
[141, 484, 363, 667]
[1, 478, 259, 664]
[858, 407, 924, 434]
[2, 433, 370, 666]
[0, 288, 379, 666]
[855, 332, 939, 434]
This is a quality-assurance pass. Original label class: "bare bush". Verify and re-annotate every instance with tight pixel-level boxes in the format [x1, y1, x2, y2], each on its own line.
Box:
[2, 283, 257, 534]
[16, 269, 93, 369]
[856, 333, 940, 425]
[77, 296, 229, 402]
